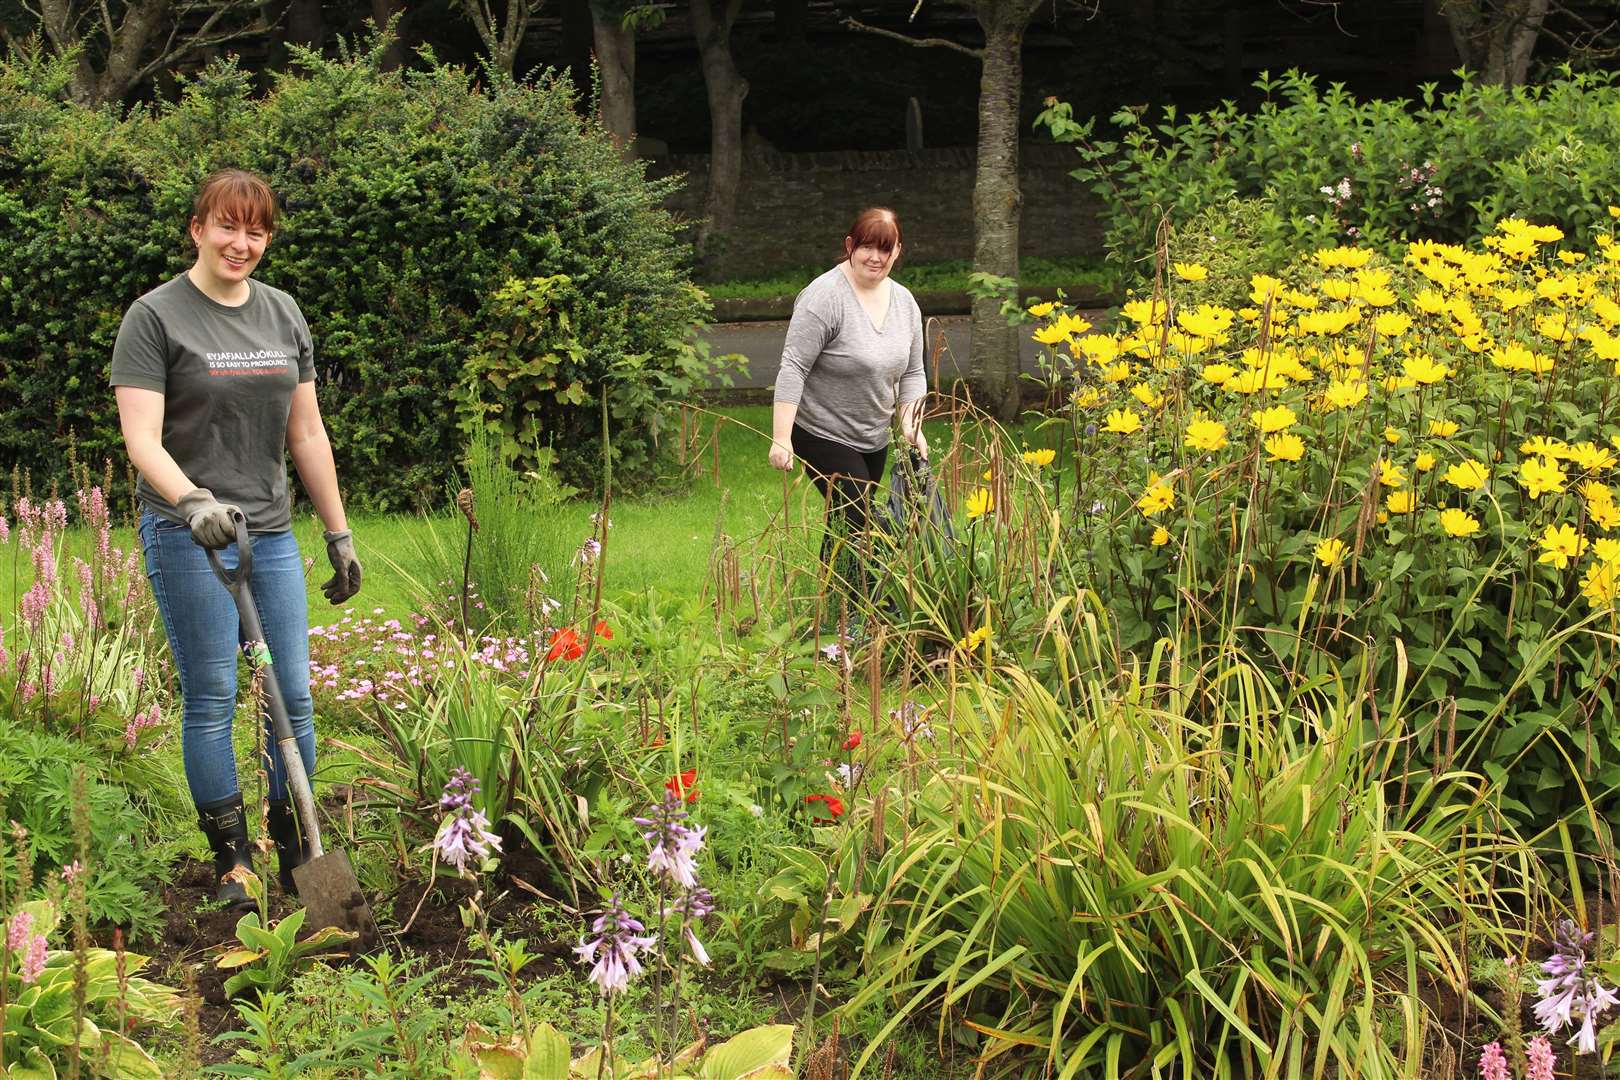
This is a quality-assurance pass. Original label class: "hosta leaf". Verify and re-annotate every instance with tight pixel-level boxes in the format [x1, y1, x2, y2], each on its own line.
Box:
[698, 1024, 795, 1079]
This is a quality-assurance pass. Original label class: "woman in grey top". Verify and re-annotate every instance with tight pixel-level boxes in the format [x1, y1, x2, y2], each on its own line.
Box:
[769, 207, 928, 612]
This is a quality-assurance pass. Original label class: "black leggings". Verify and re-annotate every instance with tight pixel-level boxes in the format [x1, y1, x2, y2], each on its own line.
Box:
[792, 425, 888, 594]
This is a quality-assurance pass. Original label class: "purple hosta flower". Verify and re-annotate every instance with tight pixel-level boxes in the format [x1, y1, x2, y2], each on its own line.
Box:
[635, 794, 705, 889]
[1535, 918, 1619, 1053]
[1525, 1035, 1556, 1080]
[61, 861, 83, 884]
[574, 895, 657, 995]
[669, 887, 715, 967]
[891, 701, 932, 742]
[1478, 1042, 1510, 1080]
[431, 767, 502, 873]
[7, 911, 48, 985]
[834, 762, 863, 790]
[819, 641, 844, 663]
[577, 538, 602, 565]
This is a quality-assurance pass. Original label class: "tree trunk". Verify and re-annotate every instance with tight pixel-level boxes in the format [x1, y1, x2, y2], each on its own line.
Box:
[88, 0, 172, 103]
[370, 0, 409, 71]
[1492, 0, 1547, 86]
[591, 4, 637, 156]
[968, 0, 1036, 421]
[1440, 0, 1548, 86]
[691, 0, 748, 269]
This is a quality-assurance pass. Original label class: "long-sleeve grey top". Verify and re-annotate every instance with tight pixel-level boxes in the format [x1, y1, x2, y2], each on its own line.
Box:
[773, 266, 926, 452]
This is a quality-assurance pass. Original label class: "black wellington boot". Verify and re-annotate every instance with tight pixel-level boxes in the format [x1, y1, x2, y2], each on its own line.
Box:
[265, 800, 309, 897]
[197, 795, 257, 911]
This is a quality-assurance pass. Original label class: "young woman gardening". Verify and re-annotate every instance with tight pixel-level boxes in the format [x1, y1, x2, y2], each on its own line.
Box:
[768, 207, 928, 622]
[111, 169, 362, 909]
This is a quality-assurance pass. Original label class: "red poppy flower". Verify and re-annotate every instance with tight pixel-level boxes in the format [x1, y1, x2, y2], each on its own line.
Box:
[594, 620, 613, 640]
[841, 730, 862, 751]
[665, 768, 698, 803]
[546, 627, 584, 662]
[804, 793, 845, 821]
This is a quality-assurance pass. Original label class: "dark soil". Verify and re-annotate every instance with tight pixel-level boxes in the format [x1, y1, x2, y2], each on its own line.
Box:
[139, 827, 582, 1068]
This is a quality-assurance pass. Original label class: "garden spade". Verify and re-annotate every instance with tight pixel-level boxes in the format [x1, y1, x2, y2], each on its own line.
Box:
[204, 513, 378, 948]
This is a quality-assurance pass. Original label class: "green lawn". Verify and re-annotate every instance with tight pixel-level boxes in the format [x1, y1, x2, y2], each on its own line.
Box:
[7, 404, 979, 623]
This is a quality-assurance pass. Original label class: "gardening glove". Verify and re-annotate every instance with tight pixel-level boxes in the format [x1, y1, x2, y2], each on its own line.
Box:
[176, 488, 241, 550]
[321, 529, 363, 605]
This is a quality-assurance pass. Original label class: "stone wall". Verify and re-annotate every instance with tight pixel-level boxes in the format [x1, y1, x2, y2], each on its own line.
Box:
[653, 143, 1105, 280]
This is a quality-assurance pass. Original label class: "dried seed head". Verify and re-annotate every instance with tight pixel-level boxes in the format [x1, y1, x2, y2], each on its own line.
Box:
[456, 488, 479, 531]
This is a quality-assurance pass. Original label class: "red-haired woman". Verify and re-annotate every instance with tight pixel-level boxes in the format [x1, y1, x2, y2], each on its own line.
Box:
[769, 207, 928, 615]
[111, 169, 361, 909]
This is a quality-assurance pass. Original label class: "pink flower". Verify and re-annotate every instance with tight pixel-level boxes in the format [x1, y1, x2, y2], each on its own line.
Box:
[22, 934, 46, 984]
[1478, 1042, 1509, 1080]
[7, 910, 33, 952]
[1525, 1035, 1556, 1080]
[6, 912, 47, 985]
[20, 582, 49, 629]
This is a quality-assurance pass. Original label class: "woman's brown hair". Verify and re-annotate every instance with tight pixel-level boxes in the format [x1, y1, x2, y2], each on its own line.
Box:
[842, 207, 902, 259]
[192, 169, 278, 233]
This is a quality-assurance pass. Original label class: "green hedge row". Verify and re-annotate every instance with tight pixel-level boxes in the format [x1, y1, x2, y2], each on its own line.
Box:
[1037, 68, 1620, 279]
[0, 40, 713, 509]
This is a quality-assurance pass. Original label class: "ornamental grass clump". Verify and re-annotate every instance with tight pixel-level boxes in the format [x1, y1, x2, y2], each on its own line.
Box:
[845, 615, 1534, 1079]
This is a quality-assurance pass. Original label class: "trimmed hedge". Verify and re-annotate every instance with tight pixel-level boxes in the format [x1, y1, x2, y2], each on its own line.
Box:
[0, 40, 713, 509]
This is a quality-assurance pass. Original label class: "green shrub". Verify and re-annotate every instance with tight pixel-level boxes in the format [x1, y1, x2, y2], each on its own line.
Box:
[0, 724, 170, 940]
[1039, 68, 1620, 288]
[0, 38, 713, 510]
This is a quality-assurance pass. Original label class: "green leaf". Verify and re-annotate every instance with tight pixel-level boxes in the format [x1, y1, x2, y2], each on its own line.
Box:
[698, 1024, 795, 1079]
[94, 1029, 166, 1080]
[523, 1023, 573, 1079]
[216, 947, 265, 969]
[6, 1046, 58, 1080]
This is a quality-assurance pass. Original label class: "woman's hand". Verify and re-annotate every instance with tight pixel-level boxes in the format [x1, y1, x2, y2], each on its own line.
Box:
[768, 438, 795, 471]
[908, 428, 930, 461]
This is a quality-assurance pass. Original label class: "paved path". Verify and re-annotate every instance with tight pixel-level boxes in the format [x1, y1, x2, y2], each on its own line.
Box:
[700, 311, 1112, 392]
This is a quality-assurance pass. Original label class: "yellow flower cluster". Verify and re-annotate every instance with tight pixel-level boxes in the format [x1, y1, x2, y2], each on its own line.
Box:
[1023, 211, 1620, 608]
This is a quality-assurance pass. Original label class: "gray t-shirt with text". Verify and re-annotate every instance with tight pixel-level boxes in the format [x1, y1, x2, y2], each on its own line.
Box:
[774, 267, 926, 452]
[109, 274, 315, 533]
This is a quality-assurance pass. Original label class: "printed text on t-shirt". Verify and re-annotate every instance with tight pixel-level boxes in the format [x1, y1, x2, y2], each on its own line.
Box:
[205, 350, 293, 376]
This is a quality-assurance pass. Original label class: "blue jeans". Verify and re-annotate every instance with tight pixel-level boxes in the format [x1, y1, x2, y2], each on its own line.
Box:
[138, 511, 316, 809]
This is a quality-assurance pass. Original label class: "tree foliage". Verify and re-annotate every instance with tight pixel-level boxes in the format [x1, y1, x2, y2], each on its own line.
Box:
[0, 35, 715, 509]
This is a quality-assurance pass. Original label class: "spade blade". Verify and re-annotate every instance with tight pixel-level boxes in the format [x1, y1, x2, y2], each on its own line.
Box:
[292, 850, 378, 949]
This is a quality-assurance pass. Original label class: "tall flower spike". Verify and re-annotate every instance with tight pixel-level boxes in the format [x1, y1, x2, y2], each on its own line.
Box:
[635, 793, 705, 888]
[431, 767, 502, 873]
[670, 886, 716, 967]
[1534, 918, 1619, 1053]
[1525, 1035, 1556, 1080]
[574, 895, 657, 995]
[1478, 1042, 1509, 1080]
